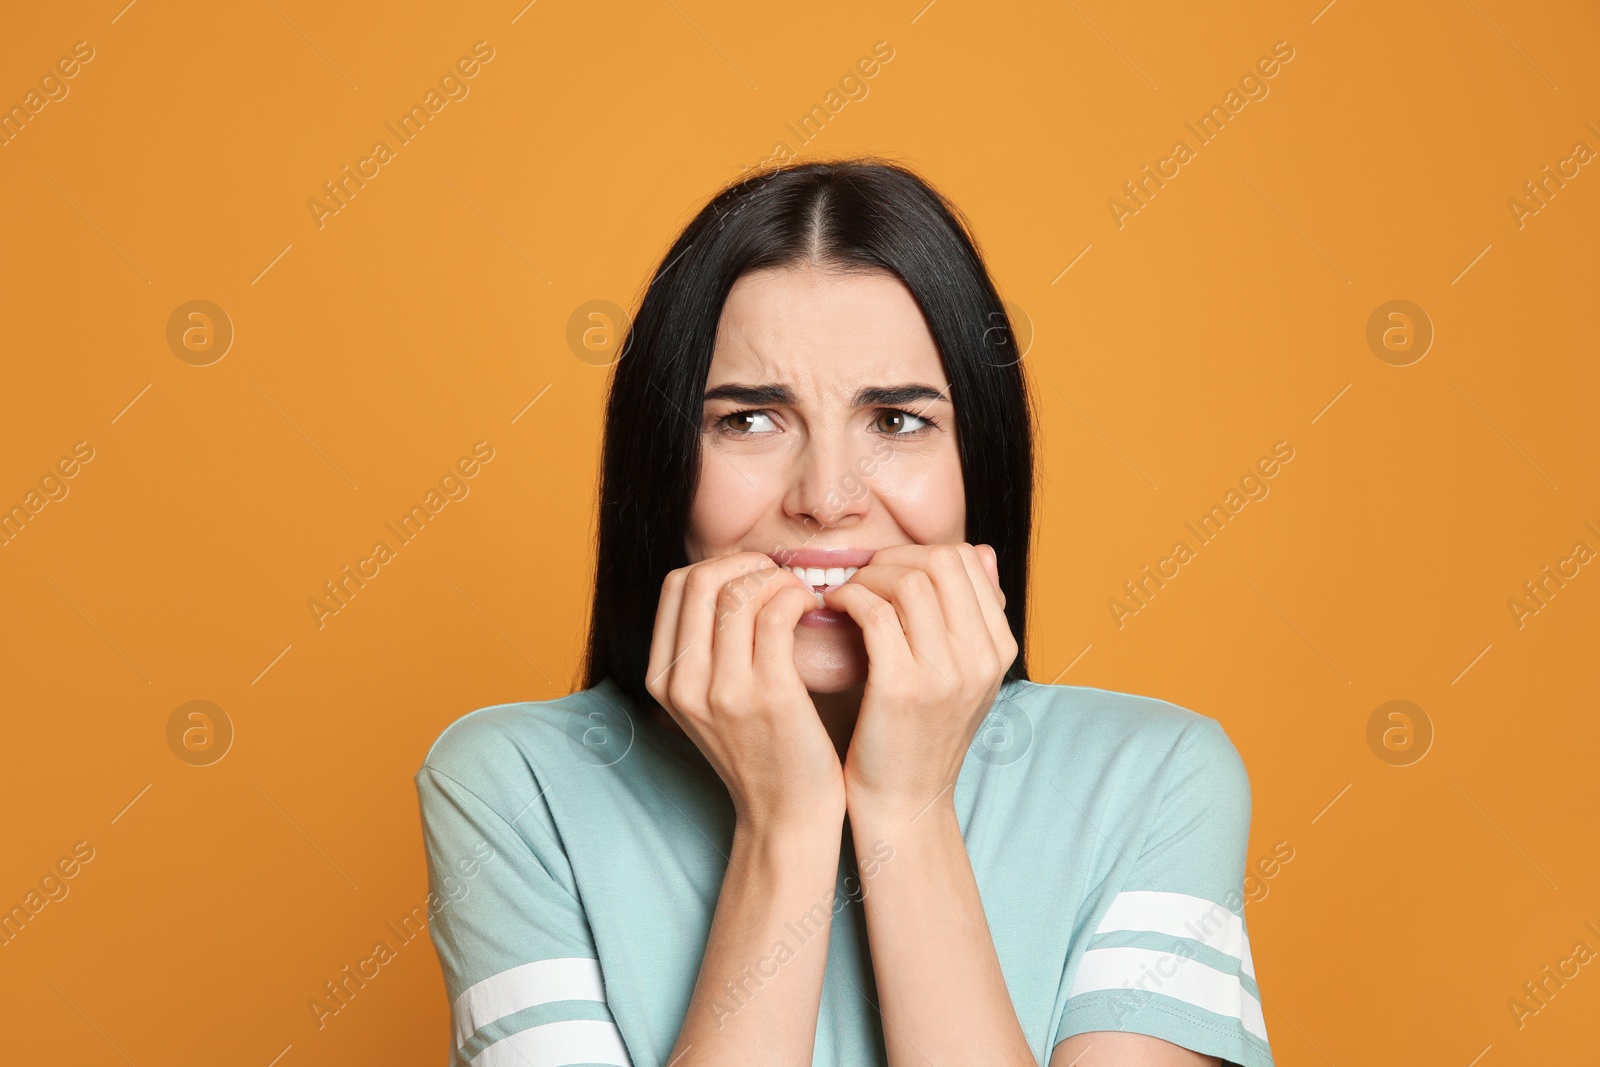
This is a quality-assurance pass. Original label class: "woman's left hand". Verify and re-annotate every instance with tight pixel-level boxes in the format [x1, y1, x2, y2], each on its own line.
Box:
[820, 542, 1019, 820]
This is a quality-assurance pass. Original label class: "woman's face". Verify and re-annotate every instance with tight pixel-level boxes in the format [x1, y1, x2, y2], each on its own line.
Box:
[685, 263, 966, 694]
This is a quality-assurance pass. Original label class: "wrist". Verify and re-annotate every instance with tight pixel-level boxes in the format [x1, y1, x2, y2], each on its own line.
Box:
[726, 817, 844, 901]
[845, 782, 958, 832]
[733, 802, 846, 851]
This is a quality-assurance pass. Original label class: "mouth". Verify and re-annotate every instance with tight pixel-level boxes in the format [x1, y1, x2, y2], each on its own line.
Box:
[786, 564, 859, 594]
[764, 549, 877, 620]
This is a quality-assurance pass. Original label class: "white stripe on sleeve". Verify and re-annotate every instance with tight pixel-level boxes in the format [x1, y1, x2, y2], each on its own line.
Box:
[1094, 889, 1250, 968]
[1069, 945, 1269, 1043]
[1069, 890, 1268, 1043]
[452, 957, 610, 1049]
[468, 1019, 632, 1067]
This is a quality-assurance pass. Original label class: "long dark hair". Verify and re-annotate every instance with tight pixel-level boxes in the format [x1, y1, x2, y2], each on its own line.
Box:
[579, 157, 1037, 710]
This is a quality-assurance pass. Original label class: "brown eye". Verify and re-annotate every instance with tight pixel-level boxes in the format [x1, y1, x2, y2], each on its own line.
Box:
[874, 409, 931, 435]
[718, 410, 777, 434]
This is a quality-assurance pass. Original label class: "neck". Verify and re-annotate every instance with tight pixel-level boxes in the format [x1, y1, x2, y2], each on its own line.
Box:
[810, 682, 865, 762]
[642, 683, 865, 762]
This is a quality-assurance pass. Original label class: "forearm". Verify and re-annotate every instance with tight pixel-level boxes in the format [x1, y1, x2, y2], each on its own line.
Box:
[849, 800, 1035, 1067]
[669, 813, 845, 1066]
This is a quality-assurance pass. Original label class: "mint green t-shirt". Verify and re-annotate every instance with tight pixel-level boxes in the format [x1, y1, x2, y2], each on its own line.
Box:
[414, 676, 1275, 1067]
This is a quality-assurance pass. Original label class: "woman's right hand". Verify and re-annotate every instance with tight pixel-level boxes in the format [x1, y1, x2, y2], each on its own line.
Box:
[645, 550, 846, 833]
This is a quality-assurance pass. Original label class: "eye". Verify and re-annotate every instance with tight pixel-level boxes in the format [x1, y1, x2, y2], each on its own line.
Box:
[716, 409, 778, 435]
[873, 408, 937, 435]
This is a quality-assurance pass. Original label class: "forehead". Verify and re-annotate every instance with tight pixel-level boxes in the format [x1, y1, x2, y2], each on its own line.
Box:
[706, 265, 946, 390]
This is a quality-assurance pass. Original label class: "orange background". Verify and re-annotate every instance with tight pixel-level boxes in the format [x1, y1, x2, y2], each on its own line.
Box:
[2, 1, 1597, 1064]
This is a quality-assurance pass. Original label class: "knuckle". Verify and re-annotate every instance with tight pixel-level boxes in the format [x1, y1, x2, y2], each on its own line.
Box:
[758, 592, 802, 628]
[666, 677, 698, 714]
[929, 544, 964, 570]
[705, 680, 738, 714]
[895, 570, 933, 596]
[717, 581, 749, 612]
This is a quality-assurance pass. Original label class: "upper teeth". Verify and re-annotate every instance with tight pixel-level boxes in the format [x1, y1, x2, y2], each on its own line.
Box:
[791, 565, 857, 588]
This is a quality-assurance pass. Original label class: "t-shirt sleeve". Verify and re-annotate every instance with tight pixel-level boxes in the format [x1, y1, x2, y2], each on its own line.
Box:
[415, 760, 634, 1067]
[1052, 717, 1274, 1067]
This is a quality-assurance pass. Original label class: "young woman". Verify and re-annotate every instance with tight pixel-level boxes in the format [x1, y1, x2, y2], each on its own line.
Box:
[416, 159, 1274, 1067]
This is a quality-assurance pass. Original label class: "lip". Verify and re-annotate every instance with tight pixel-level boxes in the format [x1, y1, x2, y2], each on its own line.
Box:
[798, 605, 855, 628]
[767, 547, 880, 569]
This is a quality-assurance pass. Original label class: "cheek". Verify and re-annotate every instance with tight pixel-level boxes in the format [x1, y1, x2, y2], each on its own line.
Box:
[873, 450, 966, 541]
[686, 452, 769, 557]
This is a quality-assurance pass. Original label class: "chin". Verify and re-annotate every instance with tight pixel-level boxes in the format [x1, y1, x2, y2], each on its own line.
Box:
[793, 628, 868, 693]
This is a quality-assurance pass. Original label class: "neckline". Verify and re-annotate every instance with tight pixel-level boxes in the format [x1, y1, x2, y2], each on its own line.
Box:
[592, 676, 715, 774]
[592, 675, 1033, 777]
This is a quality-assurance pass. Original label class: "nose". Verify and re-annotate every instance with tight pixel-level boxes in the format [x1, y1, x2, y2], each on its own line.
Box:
[782, 427, 873, 532]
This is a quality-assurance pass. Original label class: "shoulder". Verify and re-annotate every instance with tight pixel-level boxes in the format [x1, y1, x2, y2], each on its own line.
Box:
[1005, 677, 1237, 757]
[416, 683, 624, 802]
[998, 678, 1251, 806]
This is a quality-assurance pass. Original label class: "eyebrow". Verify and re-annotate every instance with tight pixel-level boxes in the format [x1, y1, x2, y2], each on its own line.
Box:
[702, 382, 951, 409]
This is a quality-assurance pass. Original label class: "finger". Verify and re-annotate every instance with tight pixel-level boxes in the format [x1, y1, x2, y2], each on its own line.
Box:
[670, 551, 778, 713]
[862, 548, 987, 668]
[862, 543, 983, 594]
[981, 543, 1007, 610]
[977, 543, 1001, 598]
[834, 544, 992, 673]
[646, 566, 689, 709]
[751, 583, 822, 685]
[833, 561, 955, 678]
[712, 558, 807, 689]
[822, 581, 913, 675]
[925, 544, 992, 663]
[859, 543, 918, 569]
[955, 544, 1015, 666]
